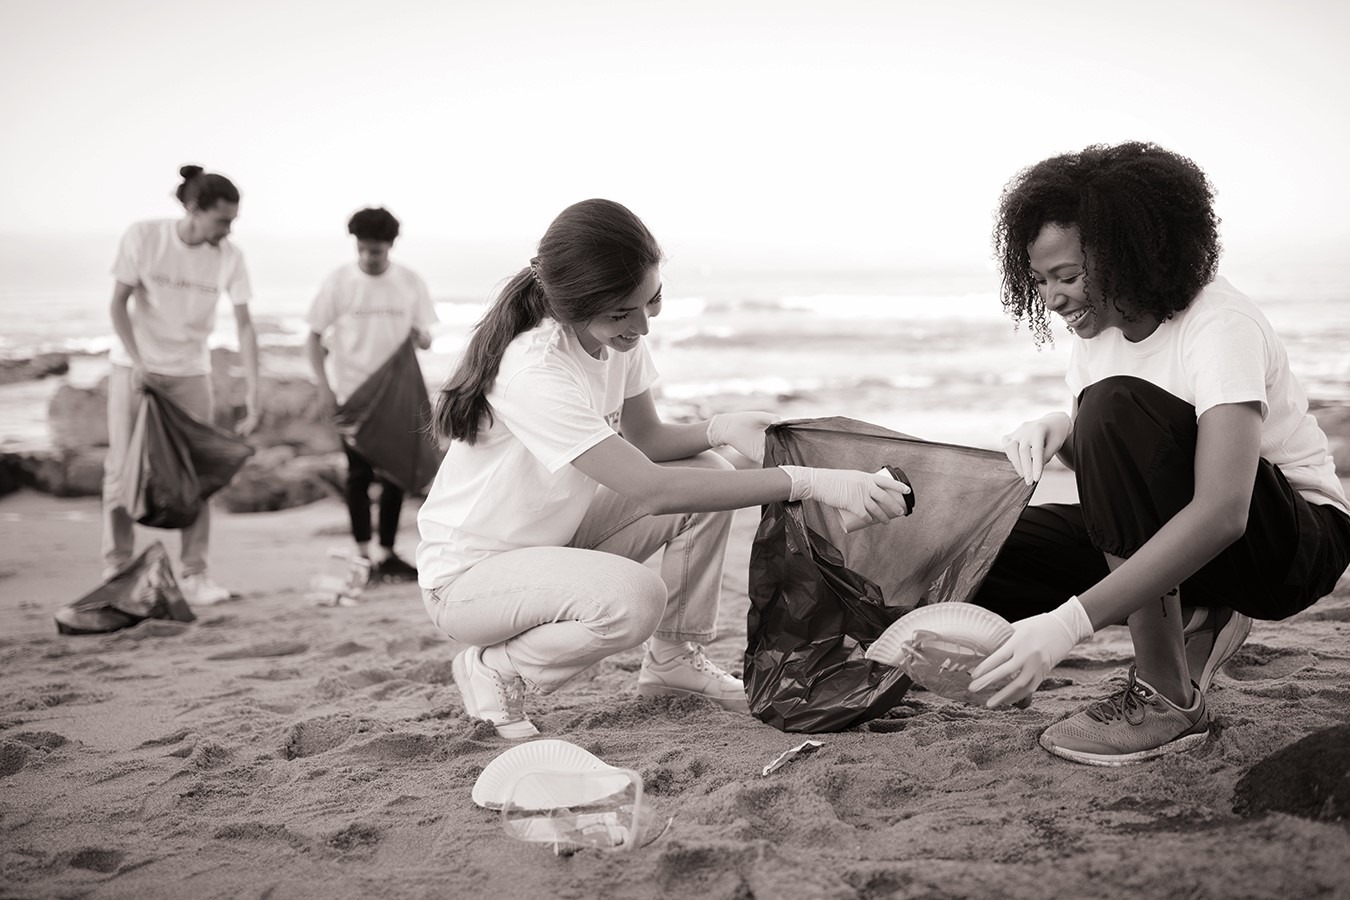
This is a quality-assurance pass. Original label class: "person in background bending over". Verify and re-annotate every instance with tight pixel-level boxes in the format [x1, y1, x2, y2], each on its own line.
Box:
[307, 207, 436, 582]
[968, 142, 1350, 765]
[418, 198, 913, 739]
[104, 164, 260, 606]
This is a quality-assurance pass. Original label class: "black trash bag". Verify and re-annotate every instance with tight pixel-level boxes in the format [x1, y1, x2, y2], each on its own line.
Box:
[745, 417, 1037, 733]
[118, 382, 256, 529]
[54, 541, 197, 635]
[333, 338, 443, 494]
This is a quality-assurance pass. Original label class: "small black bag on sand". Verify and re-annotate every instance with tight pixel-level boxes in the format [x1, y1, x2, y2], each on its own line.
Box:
[118, 383, 255, 529]
[745, 417, 1036, 733]
[54, 541, 197, 635]
[334, 339, 443, 494]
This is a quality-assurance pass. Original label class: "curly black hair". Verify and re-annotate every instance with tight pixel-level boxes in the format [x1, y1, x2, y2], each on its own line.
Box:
[992, 142, 1222, 345]
[347, 207, 400, 243]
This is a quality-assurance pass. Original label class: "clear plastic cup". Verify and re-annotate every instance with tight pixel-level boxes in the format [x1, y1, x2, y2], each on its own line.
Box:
[499, 768, 667, 855]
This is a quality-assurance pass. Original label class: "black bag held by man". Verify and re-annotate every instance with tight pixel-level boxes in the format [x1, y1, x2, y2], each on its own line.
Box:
[745, 417, 1036, 733]
[334, 338, 442, 494]
[118, 382, 256, 529]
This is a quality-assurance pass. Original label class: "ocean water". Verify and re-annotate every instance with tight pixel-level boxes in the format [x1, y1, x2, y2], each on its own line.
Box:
[3, 235, 1348, 452]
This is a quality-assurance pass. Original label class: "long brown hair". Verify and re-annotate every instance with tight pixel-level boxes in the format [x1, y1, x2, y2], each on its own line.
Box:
[434, 199, 663, 443]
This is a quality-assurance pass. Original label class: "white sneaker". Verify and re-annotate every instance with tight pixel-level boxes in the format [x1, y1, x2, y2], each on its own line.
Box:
[181, 573, 235, 607]
[637, 643, 749, 712]
[452, 647, 539, 740]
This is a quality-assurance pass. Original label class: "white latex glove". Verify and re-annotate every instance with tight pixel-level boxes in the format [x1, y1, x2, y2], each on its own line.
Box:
[1001, 411, 1072, 485]
[780, 465, 912, 528]
[707, 411, 780, 464]
[967, 596, 1095, 707]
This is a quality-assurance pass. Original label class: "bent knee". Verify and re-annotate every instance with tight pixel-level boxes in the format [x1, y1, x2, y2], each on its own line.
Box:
[606, 565, 667, 645]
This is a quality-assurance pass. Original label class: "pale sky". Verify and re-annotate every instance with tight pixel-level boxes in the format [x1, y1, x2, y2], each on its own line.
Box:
[2, 0, 1348, 269]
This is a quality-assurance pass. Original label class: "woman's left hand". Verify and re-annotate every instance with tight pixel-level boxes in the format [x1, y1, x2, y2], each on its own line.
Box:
[707, 411, 781, 464]
[968, 597, 1095, 707]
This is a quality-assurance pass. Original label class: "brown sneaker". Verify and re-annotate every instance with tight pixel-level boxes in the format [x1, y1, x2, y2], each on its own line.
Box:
[1183, 607, 1252, 692]
[1038, 667, 1209, 766]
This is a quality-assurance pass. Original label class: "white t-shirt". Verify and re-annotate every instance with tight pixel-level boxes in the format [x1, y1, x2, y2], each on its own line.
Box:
[417, 319, 659, 589]
[307, 262, 437, 404]
[109, 219, 252, 376]
[1066, 275, 1349, 514]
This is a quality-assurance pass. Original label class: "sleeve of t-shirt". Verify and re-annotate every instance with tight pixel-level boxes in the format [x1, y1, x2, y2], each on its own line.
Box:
[307, 272, 338, 334]
[224, 246, 254, 307]
[411, 273, 437, 328]
[494, 364, 617, 473]
[1184, 311, 1270, 418]
[111, 224, 142, 286]
[624, 340, 659, 398]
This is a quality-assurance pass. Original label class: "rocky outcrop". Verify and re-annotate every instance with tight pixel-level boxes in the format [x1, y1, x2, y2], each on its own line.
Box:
[3, 349, 349, 509]
[215, 448, 345, 513]
[0, 352, 69, 385]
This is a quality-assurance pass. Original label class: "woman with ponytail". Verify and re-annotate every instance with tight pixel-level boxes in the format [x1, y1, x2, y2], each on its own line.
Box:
[418, 199, 913, 738]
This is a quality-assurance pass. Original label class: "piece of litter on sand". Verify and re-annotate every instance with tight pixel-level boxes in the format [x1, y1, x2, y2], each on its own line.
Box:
[761, 740, 824, 776]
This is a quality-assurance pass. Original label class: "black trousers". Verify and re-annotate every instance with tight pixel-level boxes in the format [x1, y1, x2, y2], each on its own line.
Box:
[974, 376, 1350, 622]
[344, 441, 404, 548]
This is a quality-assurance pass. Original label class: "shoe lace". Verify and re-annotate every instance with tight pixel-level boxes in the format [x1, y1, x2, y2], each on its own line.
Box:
[685, 646, 734, 681]
[1085, 667, 1154, 726]
[496, 675, 528, 722]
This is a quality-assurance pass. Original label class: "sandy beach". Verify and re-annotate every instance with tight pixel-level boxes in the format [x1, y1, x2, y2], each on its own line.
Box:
[2, 466, 1349, 900]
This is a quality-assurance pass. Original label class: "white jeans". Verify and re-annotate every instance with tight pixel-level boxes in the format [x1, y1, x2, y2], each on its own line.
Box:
[421, 451, 735, 693]
[101, 365, 214, 576]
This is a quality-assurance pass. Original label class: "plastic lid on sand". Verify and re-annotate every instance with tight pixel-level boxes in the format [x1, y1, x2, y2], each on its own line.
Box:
[865, 604, 1015, 705]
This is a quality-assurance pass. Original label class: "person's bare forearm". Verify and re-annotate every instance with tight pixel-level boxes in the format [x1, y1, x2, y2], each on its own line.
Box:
[626, 420, 713, 463]
[110, 287, 144, 369]
[239, 318, 260, 416]
[306, 332, 330, 391]
[1078, 498, 1245, 629]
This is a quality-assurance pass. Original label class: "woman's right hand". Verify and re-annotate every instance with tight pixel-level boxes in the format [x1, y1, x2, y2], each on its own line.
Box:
[781, 466, 912, 527]
[1001, 412, 1071, 485]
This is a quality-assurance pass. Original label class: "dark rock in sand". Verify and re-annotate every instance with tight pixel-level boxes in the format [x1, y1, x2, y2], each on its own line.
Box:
[1232, 724, 1350, 823]
[0, 352, 70, 385]
[0, 448, 107, 498]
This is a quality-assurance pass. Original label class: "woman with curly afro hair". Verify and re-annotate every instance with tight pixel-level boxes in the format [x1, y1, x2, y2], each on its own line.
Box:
[965, 142, 1350, 766]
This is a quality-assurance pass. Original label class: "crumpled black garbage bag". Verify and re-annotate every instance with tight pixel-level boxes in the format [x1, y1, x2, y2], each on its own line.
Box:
[118, 382, 256, 529]
[54, 541, 197, 635]
[745, 417, 1036, 733]
[333, 338, 443, 494]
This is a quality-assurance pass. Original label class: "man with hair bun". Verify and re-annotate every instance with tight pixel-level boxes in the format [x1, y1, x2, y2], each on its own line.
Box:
[306, 207, 436, 582]
[104, 164, 261, 606]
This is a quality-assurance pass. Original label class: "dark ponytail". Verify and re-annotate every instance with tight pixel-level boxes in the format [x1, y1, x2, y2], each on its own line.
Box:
[434, 271, 550, 443]
[434, 198, 663, 444]
[176, 164, 240, 210]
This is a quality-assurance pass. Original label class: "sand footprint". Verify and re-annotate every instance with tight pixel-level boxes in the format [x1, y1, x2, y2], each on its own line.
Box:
[1222, 644, 1320, 681]
[207, 640, 310, 661]
[281, 713, 379, 759]
[64, 847, 126, 874]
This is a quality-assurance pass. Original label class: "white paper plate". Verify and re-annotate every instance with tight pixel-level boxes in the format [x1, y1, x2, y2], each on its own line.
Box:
[865, 603, 1014, 668]
[472, 739, 629, 810]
